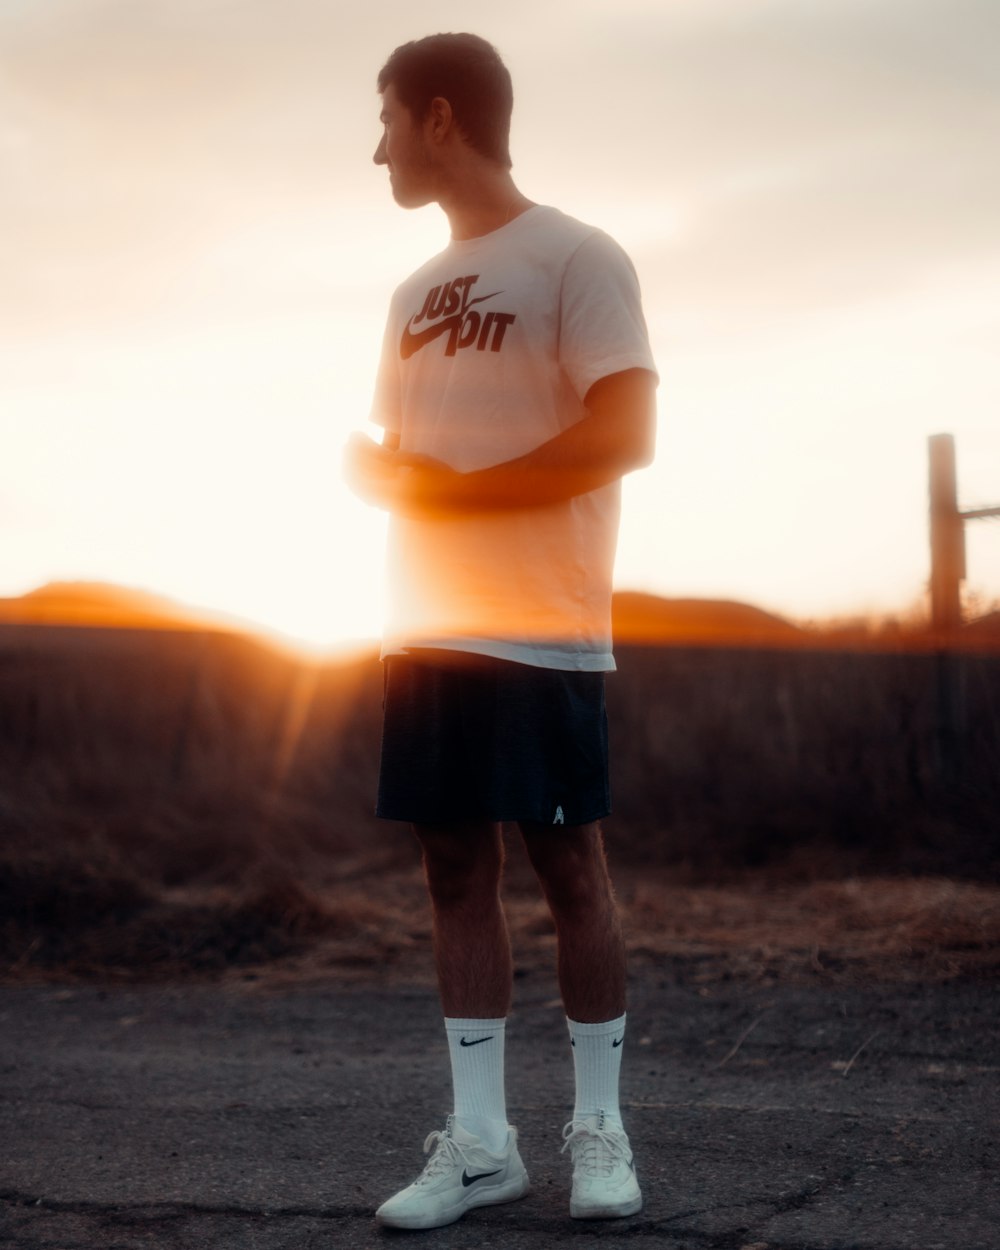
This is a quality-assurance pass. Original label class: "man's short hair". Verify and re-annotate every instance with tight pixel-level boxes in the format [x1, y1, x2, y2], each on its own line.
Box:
[377, 33, 513, 169]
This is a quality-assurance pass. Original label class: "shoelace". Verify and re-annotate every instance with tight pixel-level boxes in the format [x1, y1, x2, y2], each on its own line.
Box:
[415, 1118, 477, 1185]
[561, 1119, 630, 1179]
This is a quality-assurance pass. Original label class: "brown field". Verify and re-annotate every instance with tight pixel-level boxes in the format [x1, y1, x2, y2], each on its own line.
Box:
[1, 614, 998, 986]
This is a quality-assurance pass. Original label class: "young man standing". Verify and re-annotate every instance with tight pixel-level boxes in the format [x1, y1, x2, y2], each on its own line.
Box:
[345, 33, 657, 1230]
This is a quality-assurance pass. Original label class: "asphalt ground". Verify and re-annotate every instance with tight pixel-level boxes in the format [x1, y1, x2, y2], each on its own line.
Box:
[1, 968, 997, 1250]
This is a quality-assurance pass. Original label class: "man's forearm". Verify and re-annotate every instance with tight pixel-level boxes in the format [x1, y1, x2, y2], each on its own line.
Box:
[415, 367, 657, 514]
[347, 368, 657, 517]
[454, 418, 647, 510]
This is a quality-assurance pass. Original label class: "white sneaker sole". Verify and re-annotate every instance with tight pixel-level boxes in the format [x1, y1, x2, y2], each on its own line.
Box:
[570, 1191, 643, 1219]
[376, 1172, 530, 1230]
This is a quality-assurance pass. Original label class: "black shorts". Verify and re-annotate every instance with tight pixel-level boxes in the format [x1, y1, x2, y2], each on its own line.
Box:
[376, 650, 611, 826]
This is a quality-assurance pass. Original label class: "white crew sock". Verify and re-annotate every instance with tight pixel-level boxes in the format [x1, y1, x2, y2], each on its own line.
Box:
[444, 1017, 508, 1152]
[567, 1013, 626, 1129]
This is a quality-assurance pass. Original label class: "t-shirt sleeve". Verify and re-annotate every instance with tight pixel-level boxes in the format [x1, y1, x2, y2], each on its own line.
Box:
[558, 230, 658, 402]
[369, 304, 402, 435]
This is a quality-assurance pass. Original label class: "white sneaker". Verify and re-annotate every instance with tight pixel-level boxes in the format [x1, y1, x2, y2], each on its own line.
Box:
[375, 1115, 530, 1230]
[561, 1110, 642, 1219]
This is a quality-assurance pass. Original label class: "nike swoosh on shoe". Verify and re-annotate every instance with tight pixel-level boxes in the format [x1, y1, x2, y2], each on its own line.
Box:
[462, 1169, 503, 1187]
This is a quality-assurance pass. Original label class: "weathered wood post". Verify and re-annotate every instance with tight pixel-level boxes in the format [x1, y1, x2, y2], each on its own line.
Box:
[928, 435, 965, 783]
[926, 433, 1000, 787]
[928, 434, 964, 635]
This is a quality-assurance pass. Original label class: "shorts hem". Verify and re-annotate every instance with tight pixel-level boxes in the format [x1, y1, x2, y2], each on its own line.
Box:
[374, 805, 612, 826]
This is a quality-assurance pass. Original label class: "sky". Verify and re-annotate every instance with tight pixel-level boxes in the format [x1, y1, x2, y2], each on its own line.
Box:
[2, 0, 999, 647]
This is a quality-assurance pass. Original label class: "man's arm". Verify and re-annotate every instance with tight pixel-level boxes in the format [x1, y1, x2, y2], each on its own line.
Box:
[345, 368, 656, 517]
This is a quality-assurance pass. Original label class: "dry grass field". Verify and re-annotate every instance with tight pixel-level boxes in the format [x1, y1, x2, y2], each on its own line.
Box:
[1, 613, 998, 986]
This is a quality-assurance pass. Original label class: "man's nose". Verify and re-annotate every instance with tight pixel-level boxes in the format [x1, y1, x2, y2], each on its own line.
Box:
[373, 134, 387, 165]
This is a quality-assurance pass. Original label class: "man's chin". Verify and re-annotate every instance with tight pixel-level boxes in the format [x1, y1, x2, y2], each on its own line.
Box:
[390, 180, 433, 210]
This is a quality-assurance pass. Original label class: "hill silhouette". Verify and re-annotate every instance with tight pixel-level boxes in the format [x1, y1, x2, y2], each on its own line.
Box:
[2, 581, 807, 649]
[0, 581, 236, 633]
[613, 591, 801, 647]
[2, 580, 997, 653]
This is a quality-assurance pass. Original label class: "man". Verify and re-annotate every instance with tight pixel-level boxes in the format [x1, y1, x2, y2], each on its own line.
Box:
[345, 33, 657, 1230]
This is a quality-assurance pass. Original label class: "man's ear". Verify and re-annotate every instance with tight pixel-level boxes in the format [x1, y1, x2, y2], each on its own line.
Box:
[425, 96, 454, 145]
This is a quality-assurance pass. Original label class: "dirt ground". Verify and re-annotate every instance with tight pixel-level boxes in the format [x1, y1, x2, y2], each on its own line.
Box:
[212, 852, 1000, 997]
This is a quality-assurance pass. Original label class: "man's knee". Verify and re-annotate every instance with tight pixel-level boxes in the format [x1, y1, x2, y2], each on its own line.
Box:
[413, 822, 503, 907]
[519, 821, 614, 913]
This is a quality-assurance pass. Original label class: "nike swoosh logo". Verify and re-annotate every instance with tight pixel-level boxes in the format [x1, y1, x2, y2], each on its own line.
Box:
[460, 1035, 494, 1047]
[612, 1036, 624, 1048]
[462, 1168, 502, 1187]
[399, 290, 502, 360]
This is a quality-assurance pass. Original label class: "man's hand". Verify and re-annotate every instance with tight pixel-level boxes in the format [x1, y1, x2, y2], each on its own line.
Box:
[344, 367, 656, 518]
[343, 432, 397, 509]
[343, 432, 464, 517]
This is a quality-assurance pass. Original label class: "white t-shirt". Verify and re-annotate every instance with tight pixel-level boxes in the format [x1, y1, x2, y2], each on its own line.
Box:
[370, 205, 657, 671]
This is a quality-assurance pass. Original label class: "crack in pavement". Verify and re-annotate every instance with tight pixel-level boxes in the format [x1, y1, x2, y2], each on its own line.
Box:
[631, 1099, 964, 1125]
[731, 1164, 859, 1247]
[0, 1097, 125, 1113]
[0, 1191, 367, 1222]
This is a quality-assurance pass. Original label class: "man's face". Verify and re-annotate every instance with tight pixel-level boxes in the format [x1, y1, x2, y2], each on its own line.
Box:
[373, 83, 436, 208]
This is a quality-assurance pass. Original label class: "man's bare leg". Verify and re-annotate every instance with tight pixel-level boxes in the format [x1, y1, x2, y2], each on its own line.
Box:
[410, 821, 514, 1149]
[518, 820, 626, 1022]
[413, 820, 512, 1018]
[519, 820, 640, 1219]
[375, 824, 529, 1229]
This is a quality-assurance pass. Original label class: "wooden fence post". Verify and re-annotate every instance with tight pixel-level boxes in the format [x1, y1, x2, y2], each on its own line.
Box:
[928, 434, 964, 636]
[928, 435, 964, 783]
[926, 434, 1000, 785]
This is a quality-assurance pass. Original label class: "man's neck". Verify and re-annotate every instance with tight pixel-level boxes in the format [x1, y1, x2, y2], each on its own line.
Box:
[437, 169, 535, 241]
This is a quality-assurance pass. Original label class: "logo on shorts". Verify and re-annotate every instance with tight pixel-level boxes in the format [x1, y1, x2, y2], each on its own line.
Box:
[553, 805, 565, 825]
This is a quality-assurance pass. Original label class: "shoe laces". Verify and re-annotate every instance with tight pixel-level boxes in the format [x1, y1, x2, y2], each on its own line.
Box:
[415, 1116, 475, 1186]
[561, 1116, 630, 1179]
